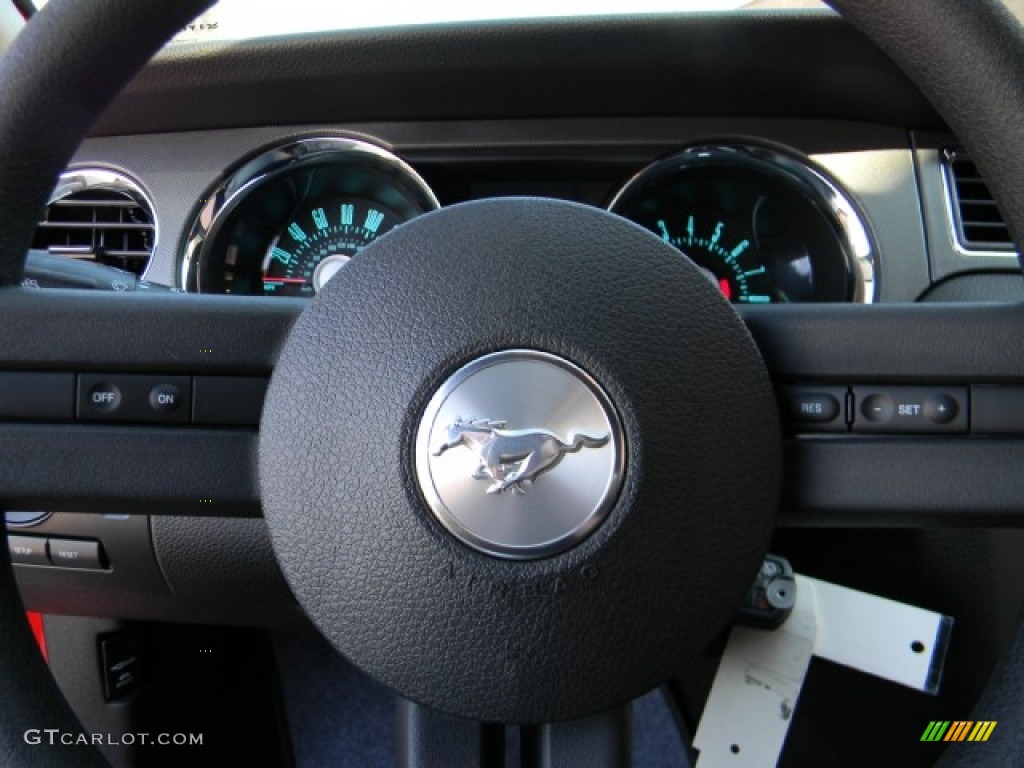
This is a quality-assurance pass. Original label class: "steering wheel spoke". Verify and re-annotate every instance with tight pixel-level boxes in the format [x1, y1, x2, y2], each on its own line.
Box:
[743, 302, 1024, 527]
[0, 288, 297, 515]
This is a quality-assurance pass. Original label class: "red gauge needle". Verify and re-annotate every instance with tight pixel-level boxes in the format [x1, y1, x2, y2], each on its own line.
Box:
[717, 277, 732, 301]
[262, 277, 308, 284]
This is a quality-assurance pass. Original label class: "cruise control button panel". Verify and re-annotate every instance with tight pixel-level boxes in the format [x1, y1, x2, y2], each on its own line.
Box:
[852, 386, 967, 434]
[784, 384, 969, 435]
[78, 374, 191, 424]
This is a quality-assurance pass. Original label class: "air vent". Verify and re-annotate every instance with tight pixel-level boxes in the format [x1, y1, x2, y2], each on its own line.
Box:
[943, 149, 1015, 252]
[31, 169, 156, 276]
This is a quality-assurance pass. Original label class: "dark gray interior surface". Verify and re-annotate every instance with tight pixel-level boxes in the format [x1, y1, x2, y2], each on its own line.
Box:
[89, 12, 944, 137]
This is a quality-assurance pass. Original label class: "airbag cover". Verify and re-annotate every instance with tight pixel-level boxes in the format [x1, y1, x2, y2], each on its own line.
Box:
[259, 198, 780, 722]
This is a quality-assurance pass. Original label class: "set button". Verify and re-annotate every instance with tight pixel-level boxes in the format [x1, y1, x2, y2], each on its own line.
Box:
[852, 386, 967, 434]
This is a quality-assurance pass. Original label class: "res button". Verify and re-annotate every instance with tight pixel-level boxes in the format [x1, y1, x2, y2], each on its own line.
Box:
[784, 387, 848, 433]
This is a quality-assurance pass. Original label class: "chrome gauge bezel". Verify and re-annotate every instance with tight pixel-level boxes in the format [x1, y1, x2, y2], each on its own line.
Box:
[179, 136, 440, 293]
[607, 143, 876, 304]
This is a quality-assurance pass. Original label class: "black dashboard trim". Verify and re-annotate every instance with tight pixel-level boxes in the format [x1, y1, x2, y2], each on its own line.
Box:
[93, 12, 945, 137]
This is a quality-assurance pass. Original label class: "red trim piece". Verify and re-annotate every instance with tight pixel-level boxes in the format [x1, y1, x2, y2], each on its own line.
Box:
[25, 612, 47, 662]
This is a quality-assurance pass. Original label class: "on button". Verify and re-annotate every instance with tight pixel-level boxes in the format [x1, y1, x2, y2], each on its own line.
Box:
[149, 384, 181, 413]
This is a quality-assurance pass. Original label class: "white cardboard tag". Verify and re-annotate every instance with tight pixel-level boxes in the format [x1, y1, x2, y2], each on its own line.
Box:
[693, 574, 951, 768]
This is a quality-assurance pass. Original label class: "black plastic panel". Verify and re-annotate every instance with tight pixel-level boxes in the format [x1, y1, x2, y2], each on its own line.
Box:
[0, 372, 74, 421]
[0, 425, 258, 516]
[782, 438, 1024, 526]
[193, 376, 268, 426]
[972, 386, 1024, 434]
[0, 287, 301, 373]
[740, 302, 1024, 380]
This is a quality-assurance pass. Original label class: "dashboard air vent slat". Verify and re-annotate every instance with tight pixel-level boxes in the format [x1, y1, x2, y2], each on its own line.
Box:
[943, 149, 1015, 251]
[31, 171, 156, 275]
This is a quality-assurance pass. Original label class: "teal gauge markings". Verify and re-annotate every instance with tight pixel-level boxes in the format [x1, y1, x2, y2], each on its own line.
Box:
[654, 215, 774, 304]
[261, 198, 400, 297]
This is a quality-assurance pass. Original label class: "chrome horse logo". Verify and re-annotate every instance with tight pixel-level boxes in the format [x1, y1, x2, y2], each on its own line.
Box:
[432, 418, 610, 495]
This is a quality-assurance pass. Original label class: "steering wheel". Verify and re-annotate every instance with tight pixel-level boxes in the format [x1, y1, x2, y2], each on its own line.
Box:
[3, 0, 1024, 765]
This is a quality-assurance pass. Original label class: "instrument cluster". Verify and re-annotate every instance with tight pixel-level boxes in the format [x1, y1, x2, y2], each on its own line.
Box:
[182, 137, 874, 304]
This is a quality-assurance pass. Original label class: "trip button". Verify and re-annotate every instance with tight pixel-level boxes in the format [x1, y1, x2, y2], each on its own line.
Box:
[852, 386, 967, 434]
[8, 535, 48, 566]
[48, 538, 105, 570]
[785, 386, 848, 432]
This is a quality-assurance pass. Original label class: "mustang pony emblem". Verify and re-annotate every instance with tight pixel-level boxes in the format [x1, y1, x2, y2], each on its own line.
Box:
[432, 418, 609, 495]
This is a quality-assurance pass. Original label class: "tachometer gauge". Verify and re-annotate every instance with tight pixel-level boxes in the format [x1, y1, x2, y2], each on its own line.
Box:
[655, 213, 773, 303]
[182, 136, 439, 296]
[608, 144, 875, 304]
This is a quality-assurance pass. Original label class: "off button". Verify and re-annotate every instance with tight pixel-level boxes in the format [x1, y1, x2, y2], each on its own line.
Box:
[87, 383, 122, 413]
[149, 384, 182, 413]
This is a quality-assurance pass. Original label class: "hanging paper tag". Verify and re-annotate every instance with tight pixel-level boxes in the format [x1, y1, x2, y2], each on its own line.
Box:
[693, 574, 952, 768]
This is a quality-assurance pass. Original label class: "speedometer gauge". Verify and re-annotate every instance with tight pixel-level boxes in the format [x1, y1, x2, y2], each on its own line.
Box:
[263, 198, 402, 297]
[608, 144, 875, 304]
[181, 136, 438, 296]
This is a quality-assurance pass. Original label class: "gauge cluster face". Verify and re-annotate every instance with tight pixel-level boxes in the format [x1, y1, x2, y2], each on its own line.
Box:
[182, 138, 872, 304]
[182, 137, 438, 296]
[608, 145, 874, 304]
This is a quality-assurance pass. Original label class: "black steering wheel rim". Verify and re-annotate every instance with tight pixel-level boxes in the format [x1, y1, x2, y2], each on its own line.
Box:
[2, 0, 1024, 765]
